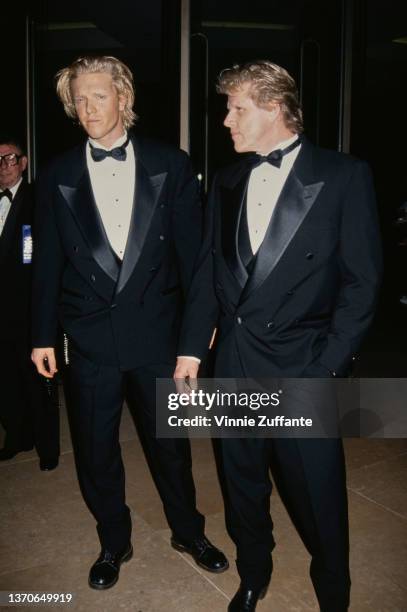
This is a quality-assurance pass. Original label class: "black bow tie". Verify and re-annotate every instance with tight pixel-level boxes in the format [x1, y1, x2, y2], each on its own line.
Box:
[247, 137, 302, 169]
[89, 136, 130, 162]
[0, 188, 12, 202]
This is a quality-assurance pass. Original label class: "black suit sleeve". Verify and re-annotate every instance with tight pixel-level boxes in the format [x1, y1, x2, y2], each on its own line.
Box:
[178, 175, 220, 360]
[172, 153, 203, 295]
[316, 161, 383, 376]
[31, 166, 66, 348]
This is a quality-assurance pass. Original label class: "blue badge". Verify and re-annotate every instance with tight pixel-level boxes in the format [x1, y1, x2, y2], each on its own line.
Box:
[22, 225, 33, 264]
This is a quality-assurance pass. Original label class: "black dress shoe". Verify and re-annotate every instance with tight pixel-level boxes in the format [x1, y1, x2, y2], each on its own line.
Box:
[0, 445, 33, 461]
[171, 534, 229, 573]
[0, 448, 18, 461]
[39, 457, 59, 471]
[88, 543, 133, 590]
[228, 584, 268, 612]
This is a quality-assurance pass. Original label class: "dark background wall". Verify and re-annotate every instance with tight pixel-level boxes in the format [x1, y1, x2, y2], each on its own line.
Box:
[2, 0, 407, 373]
[3, 1, 181, 166]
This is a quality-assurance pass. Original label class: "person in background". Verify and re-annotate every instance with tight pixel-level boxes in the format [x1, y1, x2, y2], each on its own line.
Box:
[0, 135, 59, 470]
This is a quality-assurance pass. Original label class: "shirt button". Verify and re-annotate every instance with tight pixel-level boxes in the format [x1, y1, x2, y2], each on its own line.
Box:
[237, 317, 242, 325]
[159, 235, 165, 241]
[90, 274, 96, 282]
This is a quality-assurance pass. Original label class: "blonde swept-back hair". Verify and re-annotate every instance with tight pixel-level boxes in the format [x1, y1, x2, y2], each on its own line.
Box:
[217, 60, 303, 134]
[55, 55, 138, 129]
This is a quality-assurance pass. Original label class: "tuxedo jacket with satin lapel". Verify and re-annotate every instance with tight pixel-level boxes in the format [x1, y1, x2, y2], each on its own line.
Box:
[0, 180, 34, 342]
[32, 133, 202, 369]
[179, 138, 383, 377]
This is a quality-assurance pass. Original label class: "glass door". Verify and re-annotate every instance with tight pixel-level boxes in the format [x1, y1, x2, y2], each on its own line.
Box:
[188, 0, 346, 189]
[28, 0, 182, 173]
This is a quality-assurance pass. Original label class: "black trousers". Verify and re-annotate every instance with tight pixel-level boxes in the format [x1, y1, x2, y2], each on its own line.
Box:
[0, 340, 60, 461]
[220, 437, 350, 612]
[66, 349, 204, 552]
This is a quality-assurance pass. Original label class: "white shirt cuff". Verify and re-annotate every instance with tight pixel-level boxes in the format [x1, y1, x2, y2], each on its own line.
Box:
[177, 355, 201, 364]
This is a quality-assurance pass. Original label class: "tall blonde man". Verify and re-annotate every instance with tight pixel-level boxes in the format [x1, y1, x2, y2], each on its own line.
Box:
[32, 56, 228, 590]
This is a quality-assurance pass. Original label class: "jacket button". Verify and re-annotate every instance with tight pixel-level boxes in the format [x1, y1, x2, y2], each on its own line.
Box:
[237, 316, 242, 325]
[149, 266, 157, 272]
[306, 252, 314, 259]
[90, 274, 96, 282]
[111, 303, 117, 309]
[212, 248, 216, 255]
[73, 245, 79, 252]
[159, 235, 165, 241]
[267, 321, 274, 328]
[287, 290, 294, 296]
[160, 203, 166, 208]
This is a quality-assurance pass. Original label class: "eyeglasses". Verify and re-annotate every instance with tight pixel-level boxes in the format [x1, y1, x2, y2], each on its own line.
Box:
[0, 153, 24, 167]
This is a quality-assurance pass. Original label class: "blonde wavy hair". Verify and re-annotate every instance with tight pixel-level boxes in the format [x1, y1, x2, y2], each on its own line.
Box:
[217, 60, 303, 134]
[55, 55, 138, 129]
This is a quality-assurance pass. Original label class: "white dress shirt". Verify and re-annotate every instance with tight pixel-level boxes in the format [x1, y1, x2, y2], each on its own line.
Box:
[0, 177, 23, 236]
[86, 132, 135, 259]
[247, 134, 301, 253]
[178, 135, 301, 365]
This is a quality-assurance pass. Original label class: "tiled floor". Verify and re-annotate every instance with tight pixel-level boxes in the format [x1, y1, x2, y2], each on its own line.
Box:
[0, 400, 406, 611]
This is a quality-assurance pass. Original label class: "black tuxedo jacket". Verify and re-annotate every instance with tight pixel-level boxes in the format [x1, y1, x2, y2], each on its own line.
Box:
[0, 180, 33, 343]
[179, 138, 383, 378]
[32, 133, 202, 369]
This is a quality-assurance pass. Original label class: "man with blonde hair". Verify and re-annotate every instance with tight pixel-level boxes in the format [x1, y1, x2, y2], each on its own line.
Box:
[32, 55, 228, 590]
[176, 60, 382, 611]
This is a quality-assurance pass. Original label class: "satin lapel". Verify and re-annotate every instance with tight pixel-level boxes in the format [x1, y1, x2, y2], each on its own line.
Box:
[115, 159, 167, 295]
[240, 145, 324, 303]
[59, 169, 120, 282]
[220, 172, 250, 288]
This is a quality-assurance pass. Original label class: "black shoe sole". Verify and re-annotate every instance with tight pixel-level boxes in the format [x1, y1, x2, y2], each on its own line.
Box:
[88, 546, 133, 590]
[88, 574, 120, 591]
[171, 540, 229, 573]
[40, 460, 59, 471]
